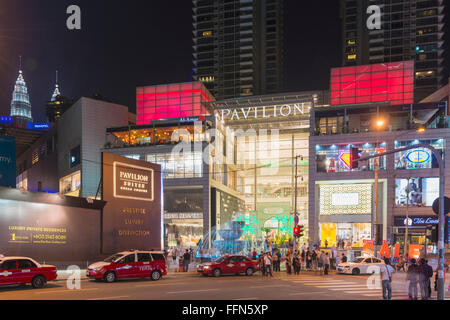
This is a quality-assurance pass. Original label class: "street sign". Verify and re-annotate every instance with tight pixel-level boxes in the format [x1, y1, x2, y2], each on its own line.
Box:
[294, 215, 299, 225]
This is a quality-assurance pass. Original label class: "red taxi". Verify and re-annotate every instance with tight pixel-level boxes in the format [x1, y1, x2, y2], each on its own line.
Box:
[87, 250, 167, 282]
[0, 256, 57, 288]
[197, 255, 259, 277]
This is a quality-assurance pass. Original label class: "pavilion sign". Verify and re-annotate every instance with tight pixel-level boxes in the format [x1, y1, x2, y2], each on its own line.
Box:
[217, 103, 310, 121]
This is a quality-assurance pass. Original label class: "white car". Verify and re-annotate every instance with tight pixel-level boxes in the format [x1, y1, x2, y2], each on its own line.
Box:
[337, 256, 385, 275]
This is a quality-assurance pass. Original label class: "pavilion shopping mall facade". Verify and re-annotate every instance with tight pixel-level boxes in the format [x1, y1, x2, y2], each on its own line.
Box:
[105, 61, 450, 253]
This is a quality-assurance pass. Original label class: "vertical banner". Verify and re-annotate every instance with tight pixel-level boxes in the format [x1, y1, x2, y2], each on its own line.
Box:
[101, 153, 162, 254]
[0, 136, 17, 188]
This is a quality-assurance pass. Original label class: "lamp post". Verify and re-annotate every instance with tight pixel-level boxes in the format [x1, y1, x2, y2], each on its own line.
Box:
[355, 143, 445, 300]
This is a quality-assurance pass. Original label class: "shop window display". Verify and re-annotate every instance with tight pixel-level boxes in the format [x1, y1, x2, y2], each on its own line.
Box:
[316, 142, 386, 173]
[394, 139, 444, 170]
[395, 177, 439, 207]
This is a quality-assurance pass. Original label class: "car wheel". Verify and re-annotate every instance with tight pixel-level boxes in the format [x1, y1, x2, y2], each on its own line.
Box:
[104, 271, 117, 283]
[352, 268, 360, 275]
[246, 268, 254, 276]
[213, 268, 221, 277]
[31, 275, 46, 289]
[151, 270, 162, 281]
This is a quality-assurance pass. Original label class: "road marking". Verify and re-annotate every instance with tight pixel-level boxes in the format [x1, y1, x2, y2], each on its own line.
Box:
[302, 282, 351, 285]
[361, 293, 408, 297]
[249, 285, 291, 289]
[134, 282, 190, 287]
[342, 290, 381, 294]
[232, 297, 259, 300]
[88, 295, 129, 300]
[289, 292, 328, 296]
[34, 288, 99, 295]
[166, 288, 220, 294]
[316, 284, 368, 288]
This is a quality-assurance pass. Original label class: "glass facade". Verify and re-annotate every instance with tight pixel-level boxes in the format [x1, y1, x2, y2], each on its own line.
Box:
[316, 142, 386, 172]
[136, 82, 214, 124]
[146, 152, 203, 179]
[59, 171, 81, 197]
[330, 61, 414, 105]
[394, 139, 444, 170]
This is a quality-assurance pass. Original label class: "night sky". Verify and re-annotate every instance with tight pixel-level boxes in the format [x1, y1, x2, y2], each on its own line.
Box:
[0, 0, 341, 122]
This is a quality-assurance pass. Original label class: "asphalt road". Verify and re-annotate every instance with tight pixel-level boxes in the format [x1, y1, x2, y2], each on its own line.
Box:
[2, 270, 445, 300]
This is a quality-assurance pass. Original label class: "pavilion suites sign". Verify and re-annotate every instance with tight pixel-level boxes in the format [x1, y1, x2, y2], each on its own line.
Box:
[217, 103, 310, 121]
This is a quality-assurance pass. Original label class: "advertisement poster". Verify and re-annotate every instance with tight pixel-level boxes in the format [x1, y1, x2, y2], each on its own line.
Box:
[395, 177, 439, 207]
[0, 136, 17, 188]
[102, 153, 162, 254]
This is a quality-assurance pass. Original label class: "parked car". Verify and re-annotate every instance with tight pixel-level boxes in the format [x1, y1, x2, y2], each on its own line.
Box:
[197, 255, 259, 277]
[0, 256, 57, 288]
[87, 250, 167, 282]
[337, 256, 384, 275]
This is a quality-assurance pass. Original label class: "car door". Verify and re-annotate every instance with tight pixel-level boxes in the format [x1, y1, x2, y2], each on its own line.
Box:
[17, 259, 38, 284]
[361, 258, 373, 273]
[150, 253, 166, 274]
[136, 253, 152, 278]
[234, 256, 248, 273]
[0, 260, 19, 285]
[223, 257, 236, 274]
[115, 253, 137, 278]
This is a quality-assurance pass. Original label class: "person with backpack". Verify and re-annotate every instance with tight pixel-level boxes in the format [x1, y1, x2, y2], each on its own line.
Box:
[407, 258, 420, 300]
[418, 258, 434, 300]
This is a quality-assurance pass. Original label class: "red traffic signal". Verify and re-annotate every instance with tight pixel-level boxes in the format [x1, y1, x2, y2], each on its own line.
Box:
[350, 147, 361, 169]
[294, 225, 304, 237]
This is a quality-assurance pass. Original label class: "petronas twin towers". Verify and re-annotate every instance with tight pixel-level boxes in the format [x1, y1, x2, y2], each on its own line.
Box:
[10, 63, 61, 125]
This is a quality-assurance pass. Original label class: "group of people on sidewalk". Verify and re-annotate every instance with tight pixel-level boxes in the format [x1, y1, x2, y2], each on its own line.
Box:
[167, 247, 193, 272]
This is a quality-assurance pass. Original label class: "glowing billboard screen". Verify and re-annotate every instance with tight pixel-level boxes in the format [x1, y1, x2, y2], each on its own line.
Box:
[136, 82, 214, 125]
[330, 61, 414, 106]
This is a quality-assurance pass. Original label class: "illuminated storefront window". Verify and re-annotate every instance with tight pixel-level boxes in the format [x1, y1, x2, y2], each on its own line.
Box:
[146, 152, 203, 179]
[394, 139, 444, 170]
[59, 171, 81, 197]
[330, 61, 414, 106]
[320, 223, 371, 248]
[316, 142, 386, 173]
[395, 177, 439, 207]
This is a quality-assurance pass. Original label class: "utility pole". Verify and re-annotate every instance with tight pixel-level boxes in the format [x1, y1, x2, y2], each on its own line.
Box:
[293, 155, 298, 252]
[405, 178, 410, 259]
[374, 156, 379, 255]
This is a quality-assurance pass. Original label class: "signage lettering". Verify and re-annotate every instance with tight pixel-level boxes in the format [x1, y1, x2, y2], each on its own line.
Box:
[218, 103, 308, 121]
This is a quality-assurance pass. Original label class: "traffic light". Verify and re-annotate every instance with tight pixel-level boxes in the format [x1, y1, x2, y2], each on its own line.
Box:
[293, 225, 304, 238]
[350, 147, 361, 169]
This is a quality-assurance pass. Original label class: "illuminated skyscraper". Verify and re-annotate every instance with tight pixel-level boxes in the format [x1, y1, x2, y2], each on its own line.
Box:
[51, 71, 61, 102]
[192, 0, 284, 100]
[10, 69, 33, 126]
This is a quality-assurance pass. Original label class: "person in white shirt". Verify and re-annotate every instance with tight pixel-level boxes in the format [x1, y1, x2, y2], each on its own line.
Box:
[264, 252, 273, 277]
[380, 258, 396, 300]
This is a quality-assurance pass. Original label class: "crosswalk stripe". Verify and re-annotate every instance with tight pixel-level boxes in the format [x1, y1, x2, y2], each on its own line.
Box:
[316, 285, 369, 288]
[302, 282, 351, 285]
[361, 293, 408, 297]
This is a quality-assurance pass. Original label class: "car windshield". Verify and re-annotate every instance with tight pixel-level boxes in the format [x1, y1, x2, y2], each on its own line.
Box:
[214, 257, 226, 263]
[350, 257, 365, 263]
[104, 254, 124, 262]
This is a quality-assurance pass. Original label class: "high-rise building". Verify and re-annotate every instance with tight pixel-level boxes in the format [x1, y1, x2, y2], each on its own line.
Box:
[51, 71, 61, 102]
[10, 69, 33, 127]
[192, 0, 284, 100]
[340, 0, 445, 101]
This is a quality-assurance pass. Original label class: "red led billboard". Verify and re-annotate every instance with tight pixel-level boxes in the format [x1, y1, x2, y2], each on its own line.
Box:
[330, 61, 414, 106]
[136, 82, 214, 125]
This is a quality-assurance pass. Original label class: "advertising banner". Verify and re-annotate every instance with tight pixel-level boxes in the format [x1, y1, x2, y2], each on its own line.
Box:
[0, 136, 17, 188]
[102, 153, 162, 254]
[0, 191, 102, 262]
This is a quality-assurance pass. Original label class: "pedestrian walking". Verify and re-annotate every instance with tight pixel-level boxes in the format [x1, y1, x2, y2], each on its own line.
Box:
[306, 250, 312, 270]
[264, 252, 273, 277]
[323, 252, 330, 275]
[259, 251, 266, 276]
[407, 258, 419, 300]
[252, 249, 257, 260]
[182, 249, 191, 272]
[272, 249, 279, 272]
[293, 251, 301, 275]
[380, 258, 395, 300]
[312, 250, 318, 271]
[286, 249, 292, 274]
[418, 258, 433, 300]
